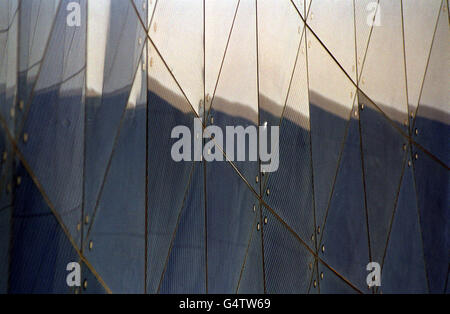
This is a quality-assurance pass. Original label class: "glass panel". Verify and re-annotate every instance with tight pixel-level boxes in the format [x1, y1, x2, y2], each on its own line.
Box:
[9, 162, 80, 293]
[84, 0, 147, 232]
[413, 5, 450, 166]
[318, 116, 370, 292]
[18, 0, 86, 245]
[86, 0, 111, 98]
[359, 89, 407, 267]
[80, 261, 108, 294]
[258, 0, 305, 125]
[0, 0, 19, 131]
[354, 0, 380, 78]
[0, 3, 15, 286]
[17, 0, 60, 126]
[159, 162, 206, 294]
[206, 160, 260, 293]
[357, 0, 411, 265]
[150, 0, 203, 115]
[403, 0, 441, 114]
[307, 27, 356, 232]
[205, 2, 261, 292]
[145, 37, 196, 293]
[262, 34, 314, 247]
[236, 213, 264, 294]
[308, 0, 356, 81]
[358, 0, 408, 123]
[380, 163, 427, 293]
[409, 4, 449, 294]
[317, 262, 358, 294]
[207, 0, 258, 188]
[262, 204, 315, 293]
[412, 145, 449, 293]
[84, 51, 147, 293]
[205, 0, 239, 110]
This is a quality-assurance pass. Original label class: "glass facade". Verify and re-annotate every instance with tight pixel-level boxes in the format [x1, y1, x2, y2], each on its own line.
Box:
[0, 0, 448, 294]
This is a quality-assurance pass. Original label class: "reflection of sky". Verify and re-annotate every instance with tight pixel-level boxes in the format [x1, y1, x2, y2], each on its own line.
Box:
[85, 0, 448, 122]
[86, 0, 110, 97]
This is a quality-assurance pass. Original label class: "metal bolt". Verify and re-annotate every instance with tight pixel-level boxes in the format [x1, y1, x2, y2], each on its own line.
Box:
[89, 240, 93, 251]
[408, 160, 412, 167]
[16, 176, 21, 185]
[19, 100, 24, 111]
[313, 280, 317, 288]
[85, 215, 89, 225]
[264, 217, 268, 224]
[256, 175, 259, 183]
[320, 272, 324, 280]
[266, 189, 270, 196]
[23, 133, 29, 143]
[415, 128, 419, 136]
[321, 245, 325, 253]
[414, 153, 418, 160]
[257, 223, 260, 231]
[83, 279, 88, 290]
